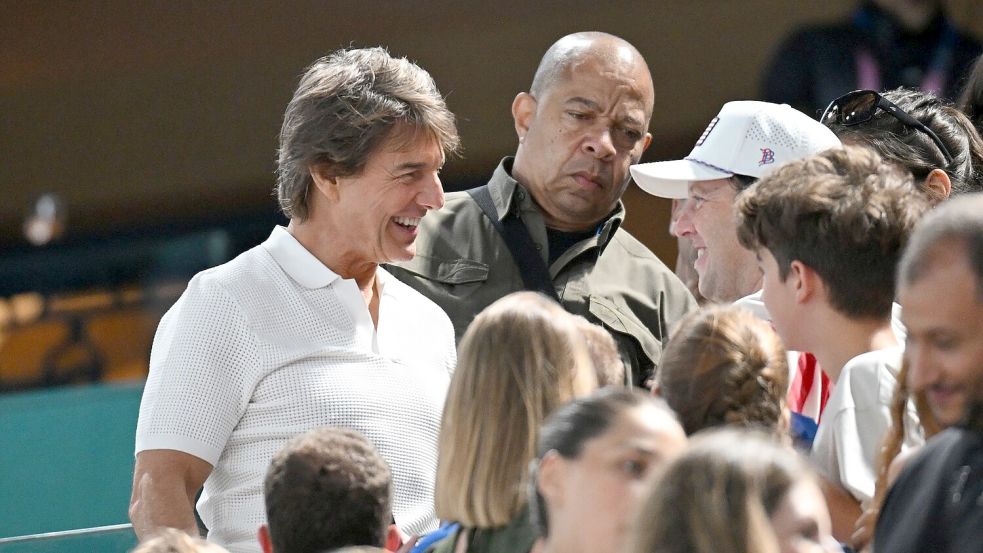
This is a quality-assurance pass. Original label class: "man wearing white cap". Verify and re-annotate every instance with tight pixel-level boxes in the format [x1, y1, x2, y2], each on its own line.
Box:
[631, 101, 841, 305]
[630, 101, 840, 445]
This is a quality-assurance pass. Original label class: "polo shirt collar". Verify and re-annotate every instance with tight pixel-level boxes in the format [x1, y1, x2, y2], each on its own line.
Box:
[262, 226, 341, 289]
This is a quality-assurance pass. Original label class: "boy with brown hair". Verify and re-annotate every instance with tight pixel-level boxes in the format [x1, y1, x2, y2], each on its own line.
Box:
[736, 145, 930, 539]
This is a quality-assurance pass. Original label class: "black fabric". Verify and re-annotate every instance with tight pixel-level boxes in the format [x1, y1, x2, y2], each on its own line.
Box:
[546, 227, 595, 266]
[466, 185, 559, 301]
[762, 3, 981, 117]
[873, 427, 983, 553]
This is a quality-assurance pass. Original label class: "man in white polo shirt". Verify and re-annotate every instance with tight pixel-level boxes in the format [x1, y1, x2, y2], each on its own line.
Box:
[129, 48, 460, 552]
[630, 101, 841, 444]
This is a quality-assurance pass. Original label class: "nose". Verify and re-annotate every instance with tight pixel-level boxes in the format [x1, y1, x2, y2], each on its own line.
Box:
[672, 201, 696, 238]
[418, 172, 445, 210]
[582, 126, 617, 160]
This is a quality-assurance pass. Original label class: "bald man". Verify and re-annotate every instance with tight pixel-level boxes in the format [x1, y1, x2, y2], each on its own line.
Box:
[389, 32, 696, 386]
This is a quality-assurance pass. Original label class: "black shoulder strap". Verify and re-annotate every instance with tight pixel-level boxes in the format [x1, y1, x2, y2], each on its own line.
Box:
[467, 185, 559, 301]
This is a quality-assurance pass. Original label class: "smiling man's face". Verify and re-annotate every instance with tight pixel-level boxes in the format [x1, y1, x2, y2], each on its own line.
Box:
[901, 245, 983, 428]
[672, 178, 762, 303]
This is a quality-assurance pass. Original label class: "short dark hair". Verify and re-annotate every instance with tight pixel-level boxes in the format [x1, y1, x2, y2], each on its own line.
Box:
[275, 47, 460, 221]
[264, 427, 392, 553]
[529, 388, 676, 537]
[737, 145, 929, 319]
[898, 193, 983, 300]
[826, 87, 983, 200]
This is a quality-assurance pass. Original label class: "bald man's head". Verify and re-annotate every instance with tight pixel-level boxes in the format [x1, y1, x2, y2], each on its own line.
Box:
[510, 31, 655, 232]
[529, 32, 654, 119]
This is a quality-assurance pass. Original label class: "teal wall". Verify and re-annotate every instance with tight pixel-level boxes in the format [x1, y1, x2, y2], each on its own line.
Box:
[0, 382, 144, 539]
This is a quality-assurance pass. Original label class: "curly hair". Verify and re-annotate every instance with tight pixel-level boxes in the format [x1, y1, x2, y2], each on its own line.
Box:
[655, 305, 788, 436]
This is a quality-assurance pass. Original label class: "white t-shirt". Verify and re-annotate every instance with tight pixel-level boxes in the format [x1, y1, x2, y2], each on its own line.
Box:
[809, 347, 923, 504]
[135, 226, 456, 553]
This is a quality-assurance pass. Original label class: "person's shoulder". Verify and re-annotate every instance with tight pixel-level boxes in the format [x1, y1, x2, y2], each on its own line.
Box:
[840, 347, 902, 405]
[826, 348, 902, 412]
[607, 227, 672, 266]
[604, 228, 689, 285]
[192, 241, 274, 290]
[422, 190, 480, 226]
[411, 190, 487, 251]
[381, 267, 451, 315]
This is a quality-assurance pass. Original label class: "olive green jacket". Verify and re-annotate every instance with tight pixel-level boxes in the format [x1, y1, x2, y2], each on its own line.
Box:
[388, 158, 697, 386]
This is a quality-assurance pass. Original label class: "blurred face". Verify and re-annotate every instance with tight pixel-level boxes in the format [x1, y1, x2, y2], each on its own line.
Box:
[511, 53, 653, 232]
[326, 130, 445, 266]
[900, 248, 983, 428]
[770, 480, 838, 553]
[541, 404, 687, 553]
[674, 179, 762, 302]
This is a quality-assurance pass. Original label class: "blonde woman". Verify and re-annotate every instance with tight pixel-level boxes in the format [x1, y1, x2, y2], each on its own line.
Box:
[425, 292, 597, 553]
[654, 305, 790, 437]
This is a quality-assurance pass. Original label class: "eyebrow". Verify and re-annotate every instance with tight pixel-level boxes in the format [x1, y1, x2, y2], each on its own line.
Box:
[566, 96, 601, 110]
[393, 160, 438, 172]
[566, 97, 645, 128]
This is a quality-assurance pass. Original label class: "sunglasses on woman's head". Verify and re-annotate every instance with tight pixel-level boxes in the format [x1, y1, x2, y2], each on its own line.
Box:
[820, 90, 954, 166]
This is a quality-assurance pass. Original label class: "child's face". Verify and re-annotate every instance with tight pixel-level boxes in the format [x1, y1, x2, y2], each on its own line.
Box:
[758, 248, 802, 350]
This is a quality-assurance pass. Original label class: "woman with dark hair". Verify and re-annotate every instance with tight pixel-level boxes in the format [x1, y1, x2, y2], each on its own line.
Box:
[629, 429, 839, 553]
[530, 388, 687, 553]
[822, 87, 983, 203]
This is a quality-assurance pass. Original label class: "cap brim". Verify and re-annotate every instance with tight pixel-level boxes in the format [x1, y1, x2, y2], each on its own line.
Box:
[630, 159, 733, 199]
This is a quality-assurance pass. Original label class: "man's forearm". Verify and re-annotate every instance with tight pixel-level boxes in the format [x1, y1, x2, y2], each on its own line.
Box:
[129, 472, 201, 539]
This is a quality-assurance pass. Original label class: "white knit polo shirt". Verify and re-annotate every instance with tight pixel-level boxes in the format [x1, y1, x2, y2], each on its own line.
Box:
[135, 226, 456, 553]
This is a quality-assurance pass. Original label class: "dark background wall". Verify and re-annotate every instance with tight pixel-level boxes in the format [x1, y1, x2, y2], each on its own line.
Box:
[3, 1, 982, 264]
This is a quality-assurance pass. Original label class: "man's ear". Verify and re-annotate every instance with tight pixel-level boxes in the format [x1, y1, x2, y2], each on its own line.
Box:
[923, 168, 952, 201]
[640, 132, 653, 154]
[788, 260, 820, 305]
[512, 92, 537, 144]
[258, 524, 274, 553]
[537, 451, 567, 508]
[308, 162, 342, 203]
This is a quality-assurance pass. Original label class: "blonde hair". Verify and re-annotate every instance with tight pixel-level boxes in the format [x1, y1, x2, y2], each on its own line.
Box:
[572, 316, 626, 386]
[435, 292, 597, 527]
[656, 306, 789, 436]
[629, 429, 807, 553]
[132, 529, 228, 553]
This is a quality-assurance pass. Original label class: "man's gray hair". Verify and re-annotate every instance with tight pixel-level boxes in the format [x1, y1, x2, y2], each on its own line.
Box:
[898, 192, 983, 298]
[275, 47, 460, 221]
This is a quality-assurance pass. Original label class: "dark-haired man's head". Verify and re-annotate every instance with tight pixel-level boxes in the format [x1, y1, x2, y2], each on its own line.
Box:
[259, 427, 392, 553]
[737, 146, 928, 352]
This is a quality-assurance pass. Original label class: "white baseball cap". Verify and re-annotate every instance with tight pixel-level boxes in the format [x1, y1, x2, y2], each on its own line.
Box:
[630, 101, 841, 199]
